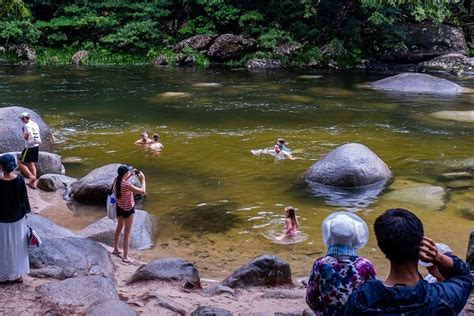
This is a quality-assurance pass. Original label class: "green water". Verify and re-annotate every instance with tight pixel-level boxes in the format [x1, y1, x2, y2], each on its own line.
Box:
[1, 66, 473, 279]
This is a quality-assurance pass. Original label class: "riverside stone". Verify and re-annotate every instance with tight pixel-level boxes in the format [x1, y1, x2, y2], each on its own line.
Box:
[207, 34, 256, 61]
[80, 209, 154, 250]
[36, 276, 118, 306]
[201, 285, 235, 297]
[247, 59, 283, 69]
[38, 174, 76, 191]
[71, 50, 89, 65]
[127, 258, 201, 289]
[29, 237, 114, 279]
[429, 110, 474, 123]
[370, 73, 468, 95]
[191, 306, 233, 316]
[261, 289, 305, 299]
[3, 151, 63, 176]
[0, 106, 54, 153]
[146, 291, 187, 315]
[383, 185, 446, 211]
[85, 299, 138, 316]
[27, 214, 76, 240]
[304, 143, 392, 188]
[418, 53, 474, 74]
[221, 255, 292, 288]
[174, 35, 216, 52]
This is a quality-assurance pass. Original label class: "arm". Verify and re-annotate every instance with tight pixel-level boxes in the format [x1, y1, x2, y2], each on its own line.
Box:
[128, 173, 146, 196]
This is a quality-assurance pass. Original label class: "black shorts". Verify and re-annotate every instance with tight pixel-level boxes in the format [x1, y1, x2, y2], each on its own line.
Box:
[116, 205, 135, 218]
[20, 146, 39, 163]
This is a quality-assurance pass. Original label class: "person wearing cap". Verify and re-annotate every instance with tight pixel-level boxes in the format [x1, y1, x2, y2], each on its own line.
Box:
[149, 134, 164, 152]
[274, 138, 294, 160]
[306, 211, 375, 315]
[0, 154, 31, 284]
[344, 208, 472, 315]
[18, 112, 41, 188]
[135, 131, 153, 146]
[112, 165, 146, 263]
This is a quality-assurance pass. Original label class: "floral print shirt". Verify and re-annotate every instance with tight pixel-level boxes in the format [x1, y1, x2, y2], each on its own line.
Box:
[306, 244, 376, 316]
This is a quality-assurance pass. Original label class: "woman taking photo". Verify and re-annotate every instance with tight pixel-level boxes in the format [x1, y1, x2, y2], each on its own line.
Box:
[112, 165, 146, 263]
[0, 154, 31, 284]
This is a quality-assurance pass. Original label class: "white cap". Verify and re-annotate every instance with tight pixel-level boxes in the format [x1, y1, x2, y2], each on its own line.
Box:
[419, 243, 453, 267]
[19, 112, 30, 119]
[321, 211, 369, 249]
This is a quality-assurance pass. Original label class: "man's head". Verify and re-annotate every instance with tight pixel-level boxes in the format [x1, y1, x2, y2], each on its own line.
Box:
[141, 132, 148, 140]
[19, 112, 30, 123]
[152, 134, 160, 142]
[374, 208, 424, 263]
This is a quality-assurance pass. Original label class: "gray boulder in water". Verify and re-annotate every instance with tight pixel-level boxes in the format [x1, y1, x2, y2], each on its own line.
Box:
[80, 209, 154, 250]
[304, 143, 392, 188]
[28, 237, 115, 279]
[370, 73, 468, 95]
[85, 299, 139, 316]
[71, 163, 141, 204]
[126, 258, 201, 289]
[27, 214, 76, 239]
[36, 275, 118, 306]
[38, 174, 76, 191]
[0, 106, 54, 153]
[221, 255, 292, 288]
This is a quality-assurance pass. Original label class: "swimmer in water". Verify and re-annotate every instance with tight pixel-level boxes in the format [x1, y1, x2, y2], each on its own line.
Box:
[135, 131, 153, 146]
[149, 133, 164, 152]
[276, 206, 299, 241]
[274, 138, 294, 160]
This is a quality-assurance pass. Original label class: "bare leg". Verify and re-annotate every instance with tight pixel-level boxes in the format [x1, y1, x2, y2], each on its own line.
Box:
[18, 161, 33, 179]
[113, 217, 125, 253]
[122, 214, 134, 260]
[28, 162, 37, 179]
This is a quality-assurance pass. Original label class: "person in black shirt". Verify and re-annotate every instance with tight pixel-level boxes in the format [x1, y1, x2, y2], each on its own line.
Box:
[0, 153, 31, 284]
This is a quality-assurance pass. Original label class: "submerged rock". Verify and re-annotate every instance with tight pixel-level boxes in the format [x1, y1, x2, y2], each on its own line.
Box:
[155, 92, 191, 98]
[36, 276, 118, 306]
[369, 73, 468, 95]
[85, 299, 139, 316]
[429, 110, 474, 123]
[127, 258, 201, 289]
[383, 185, 446, 211]
[27, 214, 76, 240]
[221, 255, 292, 288]
[38, 174, 76, 192]
[304, 143, 392, 188]
[207, 34, 256, 61]
[80, 209, 154, 250]
[448, 190, 474, 220]
[29, 237, 115, 279]
[0, 106, 54, 153]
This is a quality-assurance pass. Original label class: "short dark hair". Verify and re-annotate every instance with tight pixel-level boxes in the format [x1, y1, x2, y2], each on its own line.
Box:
[374, 208, 424, 263]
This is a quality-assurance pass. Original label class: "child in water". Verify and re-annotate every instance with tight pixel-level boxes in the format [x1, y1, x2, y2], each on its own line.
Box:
[276, 206, 299, 240]
[274, 138, 294, 160]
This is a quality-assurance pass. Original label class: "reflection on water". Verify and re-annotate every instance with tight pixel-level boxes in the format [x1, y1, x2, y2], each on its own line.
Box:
[306, 181, 388, 211]
[0, 66, 473, 279]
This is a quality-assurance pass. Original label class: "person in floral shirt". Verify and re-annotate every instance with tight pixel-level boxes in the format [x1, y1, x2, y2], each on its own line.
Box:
[306, 212, 376, 315]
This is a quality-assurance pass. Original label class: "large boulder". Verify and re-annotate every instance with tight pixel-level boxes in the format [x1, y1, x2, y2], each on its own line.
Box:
[3, 151, 63, 176]
[71, 163, 141, 204]
[207, 34, 256, 61]
[36, 276, 118, 306]
[0, 106, 54, 153]
[221, 255, 292, 288]
[85, 299, 138, 316]
[29, 237, 115, 279]
[304, 143, 392, 188]
[27, 214, 76, 239]
[374, 23, 468, 63]
[126, 258, 201, 289]
[174, 35, 216, 52]
[369, 73, 468, 95]
[418, 53, 474, 74]
[38, 174, 76, 192]
[80, 209, 154, 250]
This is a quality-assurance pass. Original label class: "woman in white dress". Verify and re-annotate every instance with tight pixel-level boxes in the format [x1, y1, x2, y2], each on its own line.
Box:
[0, 154, 30, 284]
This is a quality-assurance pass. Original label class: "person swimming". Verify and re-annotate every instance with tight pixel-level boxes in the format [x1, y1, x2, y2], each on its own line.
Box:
[274, 138, 294, 160]
[135, 131, 153, 145]
[149, 133, 164, 151]
[275, 206, 299, 241]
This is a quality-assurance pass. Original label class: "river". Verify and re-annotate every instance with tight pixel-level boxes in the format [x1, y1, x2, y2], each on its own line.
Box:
[1, 66, 473, 280]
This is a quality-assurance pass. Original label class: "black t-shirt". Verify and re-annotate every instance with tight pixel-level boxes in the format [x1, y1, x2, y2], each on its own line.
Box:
[0, 175, 31, 223]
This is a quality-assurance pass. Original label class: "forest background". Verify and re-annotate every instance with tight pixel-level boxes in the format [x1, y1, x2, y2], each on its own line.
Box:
[0, 0, 470, 66]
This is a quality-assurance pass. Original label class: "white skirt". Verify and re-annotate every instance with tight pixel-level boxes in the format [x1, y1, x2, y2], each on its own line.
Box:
[0, 216, 29, 282]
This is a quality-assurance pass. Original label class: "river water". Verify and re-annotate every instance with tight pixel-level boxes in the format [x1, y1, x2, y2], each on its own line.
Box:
[1, 66, 473, 280]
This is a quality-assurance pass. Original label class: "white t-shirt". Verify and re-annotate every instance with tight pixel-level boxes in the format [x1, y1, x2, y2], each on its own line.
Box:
[23, 120, 41, 148]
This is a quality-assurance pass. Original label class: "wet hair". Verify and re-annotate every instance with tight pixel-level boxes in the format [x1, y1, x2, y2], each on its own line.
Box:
[0, 154, 17, 173]
[152, 134, 160, 141]
[115, 165, 130, 199]
[278, 138, 285, 143]
[285, 206, 298, 227]
[374, 208, 424, 263]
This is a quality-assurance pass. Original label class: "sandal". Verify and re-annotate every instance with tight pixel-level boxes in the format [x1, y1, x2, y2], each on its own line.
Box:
[122, 257, 134, 263]
[26, 181, 37, 189]
[112, 250, 122, 257]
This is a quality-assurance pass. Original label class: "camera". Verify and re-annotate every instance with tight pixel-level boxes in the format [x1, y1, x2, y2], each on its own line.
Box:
[134, 169, 141, 176]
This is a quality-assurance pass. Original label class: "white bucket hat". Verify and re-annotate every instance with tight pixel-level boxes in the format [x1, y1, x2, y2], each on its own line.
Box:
[419, 243, 453, 267]
[322, 211, 369, 249]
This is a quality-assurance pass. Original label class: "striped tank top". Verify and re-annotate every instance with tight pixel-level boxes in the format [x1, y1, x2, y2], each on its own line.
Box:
[113, 179, 134, 211]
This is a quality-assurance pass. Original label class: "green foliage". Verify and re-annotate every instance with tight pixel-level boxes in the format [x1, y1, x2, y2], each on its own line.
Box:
[0, 0, 30, 18]
[258, 29, 294, 50]
[0, 19, 40, 46]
